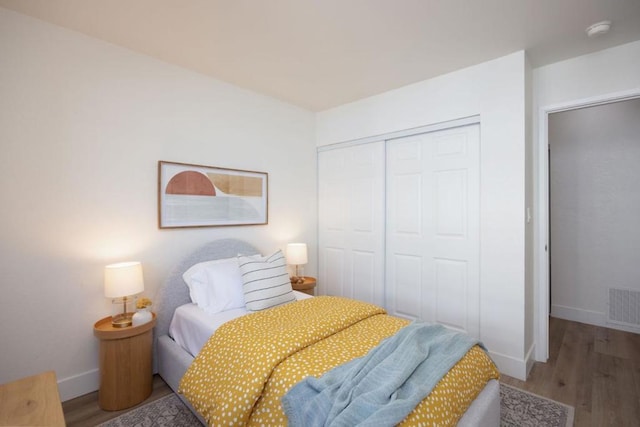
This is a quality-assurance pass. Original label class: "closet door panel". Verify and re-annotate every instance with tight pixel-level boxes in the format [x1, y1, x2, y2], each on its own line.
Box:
[393, 173, 422, 234]
[323, 247, 346, 297]
[318, 141, 385, 306]
[389, 253, 424, 319]
[386, 124, 480, 338]
[387, 133, 428, 321]
[432, 125, 480, 337]
[319, 150, 347, 232]
[435, 169, 466, 237]
[352, 250, 376, 303]
[434, 258, 468, 332]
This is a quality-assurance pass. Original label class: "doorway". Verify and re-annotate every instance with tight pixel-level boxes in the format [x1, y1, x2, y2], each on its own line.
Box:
[536, 91, 640, 362]
[548, 98, 640, 326]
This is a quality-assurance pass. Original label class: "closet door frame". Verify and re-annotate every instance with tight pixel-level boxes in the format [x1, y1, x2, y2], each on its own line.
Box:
[317, 115, 480, 312]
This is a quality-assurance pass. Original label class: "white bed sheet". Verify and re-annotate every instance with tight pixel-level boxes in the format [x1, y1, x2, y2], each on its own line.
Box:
[169, 290, 312, 357]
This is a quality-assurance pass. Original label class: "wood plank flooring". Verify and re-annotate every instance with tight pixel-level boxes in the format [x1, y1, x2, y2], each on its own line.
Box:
[62, 375, 172, 427]
[501, 317, 640, 427]
[63, 317, 640, 426]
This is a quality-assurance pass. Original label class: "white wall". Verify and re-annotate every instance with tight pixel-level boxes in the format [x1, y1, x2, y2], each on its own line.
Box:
[317, 52, 530, 379]
[0, 8, 317, 400]
[549, 99, 640, 326]
[533, 40, 640, 353]
[534, 40, 640, 110]
[533, 41, 640, 352]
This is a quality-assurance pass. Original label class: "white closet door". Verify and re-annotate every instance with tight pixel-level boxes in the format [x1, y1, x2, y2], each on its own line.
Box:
[318, 141, 385, 306]
[386, 124, 480, 338]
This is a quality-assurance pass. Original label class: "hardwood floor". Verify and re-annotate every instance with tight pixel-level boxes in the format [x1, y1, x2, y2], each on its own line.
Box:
[62, 375, 172, 427]
[501, 317, 640, 427]
[63, 317, 640, 426]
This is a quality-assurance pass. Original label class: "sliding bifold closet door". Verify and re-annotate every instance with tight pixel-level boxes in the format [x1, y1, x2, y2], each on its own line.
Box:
[318, 124, 480, 338]
[386, 125, 480, 338]
[318, 141, 386, 306]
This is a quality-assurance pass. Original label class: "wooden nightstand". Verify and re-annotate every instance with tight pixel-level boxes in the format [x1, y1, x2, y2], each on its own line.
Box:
[0, 371, 65, 426]
[93, 313, 156, 411]
[292, 276, 316, 296]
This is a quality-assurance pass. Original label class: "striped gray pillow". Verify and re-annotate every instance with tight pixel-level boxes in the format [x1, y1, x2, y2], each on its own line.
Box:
[239, 250, 296, 311]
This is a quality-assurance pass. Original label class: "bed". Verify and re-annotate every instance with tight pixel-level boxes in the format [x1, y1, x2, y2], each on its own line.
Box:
[154, 238, 501, 426]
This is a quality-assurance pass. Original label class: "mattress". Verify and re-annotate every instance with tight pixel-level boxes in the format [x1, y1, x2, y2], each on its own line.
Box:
[179, 296, 499, 426]
[169, 290, 312, 357]
[155, 239, 501, 426]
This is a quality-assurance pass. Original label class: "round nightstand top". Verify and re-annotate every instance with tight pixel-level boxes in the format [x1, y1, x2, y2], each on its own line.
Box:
[292, 276, 316, 291]
[93, 313, 156, 340]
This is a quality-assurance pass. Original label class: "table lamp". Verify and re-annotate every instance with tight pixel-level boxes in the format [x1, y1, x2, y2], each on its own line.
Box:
[104, 261, 144, 328]
[286, 243, 307, 285]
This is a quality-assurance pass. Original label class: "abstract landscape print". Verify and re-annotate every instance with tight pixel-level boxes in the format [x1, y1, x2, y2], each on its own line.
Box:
[158, 161, 267, 228]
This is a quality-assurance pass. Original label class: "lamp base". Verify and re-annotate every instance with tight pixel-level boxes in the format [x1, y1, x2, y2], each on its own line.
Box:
[111, 313, 133, 328]
[290, 275, 304, 285]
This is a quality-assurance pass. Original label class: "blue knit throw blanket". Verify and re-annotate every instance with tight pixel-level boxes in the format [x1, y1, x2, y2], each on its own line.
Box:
[281, 322, 479, 427]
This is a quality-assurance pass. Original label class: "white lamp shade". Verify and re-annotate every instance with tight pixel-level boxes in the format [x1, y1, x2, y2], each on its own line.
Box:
[286, 243, 308, 265]
[104, 261, 144, 298]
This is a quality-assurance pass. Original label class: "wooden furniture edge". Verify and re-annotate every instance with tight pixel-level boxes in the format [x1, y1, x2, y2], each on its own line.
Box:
[0, 370, 65, 426]
[93, 313, 157, 340]
[293, 276, 316, 291]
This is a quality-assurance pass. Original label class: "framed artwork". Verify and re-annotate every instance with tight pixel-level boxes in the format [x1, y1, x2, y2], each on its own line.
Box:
[158, 161, 268, 228]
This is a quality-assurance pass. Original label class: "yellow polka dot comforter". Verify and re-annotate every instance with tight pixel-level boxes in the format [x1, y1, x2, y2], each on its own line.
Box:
[179, 296, 499, 426]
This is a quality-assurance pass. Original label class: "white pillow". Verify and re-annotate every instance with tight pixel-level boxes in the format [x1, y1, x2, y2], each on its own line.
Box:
[182, 257, 247, 314]
[239, 250, 296, 312]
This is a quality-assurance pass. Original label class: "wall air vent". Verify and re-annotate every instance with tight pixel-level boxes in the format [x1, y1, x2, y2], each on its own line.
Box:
[608, 288, 640, 327]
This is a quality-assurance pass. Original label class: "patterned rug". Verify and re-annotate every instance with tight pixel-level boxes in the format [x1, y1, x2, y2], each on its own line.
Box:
[98, 384, 575, 427]
[96, 394, 203, 427]
[500, 383, 575, 427]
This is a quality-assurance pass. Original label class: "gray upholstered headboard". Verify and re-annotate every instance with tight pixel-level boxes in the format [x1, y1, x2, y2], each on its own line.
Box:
[153, 238, 260, 341]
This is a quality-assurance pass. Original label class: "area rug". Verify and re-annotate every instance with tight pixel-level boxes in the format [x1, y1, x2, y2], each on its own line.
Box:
[500, 383, 575, 427]
[98, 384, 575, 427]
[96, 394, 203, 427]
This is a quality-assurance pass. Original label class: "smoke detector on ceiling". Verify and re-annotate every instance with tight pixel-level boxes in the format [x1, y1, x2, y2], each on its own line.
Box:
[586, 20, 611, 37]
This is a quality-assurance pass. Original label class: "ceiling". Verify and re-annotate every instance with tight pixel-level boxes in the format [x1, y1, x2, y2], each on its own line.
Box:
[2, 0, 639, 111]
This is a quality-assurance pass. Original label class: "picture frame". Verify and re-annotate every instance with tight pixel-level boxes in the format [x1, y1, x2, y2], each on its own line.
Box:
[158, 161, 268, 228]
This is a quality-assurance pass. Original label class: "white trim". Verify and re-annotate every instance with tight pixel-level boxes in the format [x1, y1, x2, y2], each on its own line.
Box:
[551, 304, 640, 334]
[525, 342, 536, 378]
[57, 368, 100, 402]
[551, 304, 605, 326]
[535, 107, 550, 362]
[488, 350, 528, 381]
[535, 88, 640, 363]
[317, 115, 480, 152]
[542, 89, 640, 114]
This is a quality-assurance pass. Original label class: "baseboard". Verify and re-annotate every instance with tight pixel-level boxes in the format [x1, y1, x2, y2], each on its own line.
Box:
[551, 304, 640, 334]
[603, 322, 640, 334]
[525, 342, 536, 377]
[551, 304, 604, 326]
[57, 368, 99, 402]
[488, 350, 528, 381]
